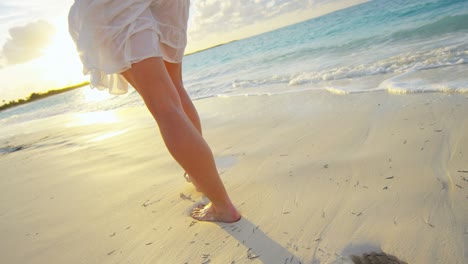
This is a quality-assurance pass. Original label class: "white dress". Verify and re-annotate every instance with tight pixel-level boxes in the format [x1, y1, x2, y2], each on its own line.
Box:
[68, 0, 190, 94]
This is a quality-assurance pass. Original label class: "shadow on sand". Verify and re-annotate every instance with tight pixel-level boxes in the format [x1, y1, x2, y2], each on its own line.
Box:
[218, 216, 302, 264]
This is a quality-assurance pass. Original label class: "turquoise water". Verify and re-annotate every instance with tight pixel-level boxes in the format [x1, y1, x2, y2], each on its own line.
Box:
[183, 0, 468, 97]
[1, 0, 467, 125]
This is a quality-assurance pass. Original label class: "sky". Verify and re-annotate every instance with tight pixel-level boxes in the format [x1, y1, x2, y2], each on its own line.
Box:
[0, 0, 367, 102]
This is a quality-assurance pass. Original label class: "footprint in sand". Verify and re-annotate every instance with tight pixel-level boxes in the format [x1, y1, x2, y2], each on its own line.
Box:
[350, 252, 407, 264]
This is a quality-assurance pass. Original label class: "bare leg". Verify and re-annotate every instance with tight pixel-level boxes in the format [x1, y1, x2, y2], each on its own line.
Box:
[121, 57, 240, 223]
[163, 61, 202, 135]
[163, 61, 201, 186]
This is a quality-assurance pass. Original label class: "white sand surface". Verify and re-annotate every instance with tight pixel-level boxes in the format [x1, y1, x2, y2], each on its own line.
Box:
[0, 90, 467, 264]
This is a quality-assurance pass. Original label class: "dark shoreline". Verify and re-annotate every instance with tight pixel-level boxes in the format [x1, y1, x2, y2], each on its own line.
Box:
[0, 82, 90, 112]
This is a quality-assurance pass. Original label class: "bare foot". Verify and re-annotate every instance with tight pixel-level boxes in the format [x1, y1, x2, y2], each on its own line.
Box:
[191, 202, 241, 223]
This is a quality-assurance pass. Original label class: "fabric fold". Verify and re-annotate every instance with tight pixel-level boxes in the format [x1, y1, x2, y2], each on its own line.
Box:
[69, 0, 190, 94]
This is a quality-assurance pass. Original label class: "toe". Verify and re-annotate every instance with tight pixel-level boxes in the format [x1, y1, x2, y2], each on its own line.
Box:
[191, 209, 202, 218]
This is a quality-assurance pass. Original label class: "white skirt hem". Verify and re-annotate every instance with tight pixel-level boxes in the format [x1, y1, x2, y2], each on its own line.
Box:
[69, 0, 190, 94]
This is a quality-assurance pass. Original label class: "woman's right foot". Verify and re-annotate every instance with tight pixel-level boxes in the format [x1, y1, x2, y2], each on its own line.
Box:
[191, 202, 241, 223]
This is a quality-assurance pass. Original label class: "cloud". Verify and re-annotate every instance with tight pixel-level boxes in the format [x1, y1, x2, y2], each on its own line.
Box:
[1, 20, 56, 65]
[189, 0, 315, 40]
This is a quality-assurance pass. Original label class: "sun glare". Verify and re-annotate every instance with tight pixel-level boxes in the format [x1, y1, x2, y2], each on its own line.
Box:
[69, 111, 120, 127]
[33, 14, 86, 88]
[81, 87, 114, 103]
[89, 129, 129, 142]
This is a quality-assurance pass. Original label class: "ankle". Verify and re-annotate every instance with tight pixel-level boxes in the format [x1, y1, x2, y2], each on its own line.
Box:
[214, 202, 239, 216]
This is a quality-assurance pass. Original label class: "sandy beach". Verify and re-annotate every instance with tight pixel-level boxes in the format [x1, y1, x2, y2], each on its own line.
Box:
[1, 90, 467, 263]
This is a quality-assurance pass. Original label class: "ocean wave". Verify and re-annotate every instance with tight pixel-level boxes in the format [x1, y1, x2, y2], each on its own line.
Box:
[290, 44, 466, 85]
[230, 43, 467, 90]
[294, 13, 468, 57]
[227, 63, 468, 97]
[389, 14, 468, 41]
[383, 80, 468, 95]
[243, 13, 468, 71]
[379, 64, 468, 94]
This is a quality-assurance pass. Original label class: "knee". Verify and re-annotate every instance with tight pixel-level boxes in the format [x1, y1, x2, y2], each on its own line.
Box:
[146, 99, 184, 122]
